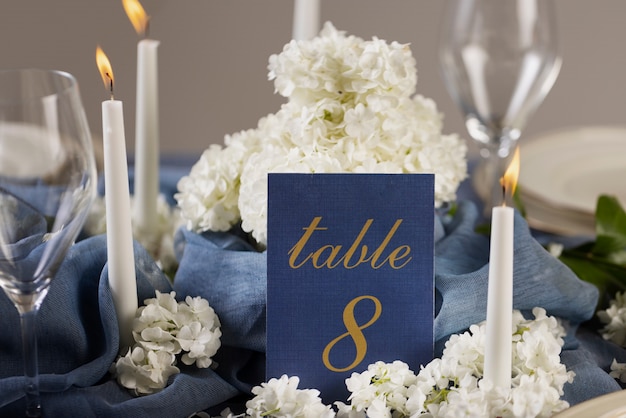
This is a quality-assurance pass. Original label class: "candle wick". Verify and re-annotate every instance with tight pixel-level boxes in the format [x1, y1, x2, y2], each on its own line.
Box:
[106, 72, 115, 100]
[500, 179, 506, 207]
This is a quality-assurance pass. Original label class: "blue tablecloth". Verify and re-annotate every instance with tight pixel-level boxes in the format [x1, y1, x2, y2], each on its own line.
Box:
[0, 160, 623, 417]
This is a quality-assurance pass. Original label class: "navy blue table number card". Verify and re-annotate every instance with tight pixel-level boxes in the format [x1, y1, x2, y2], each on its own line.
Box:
[266, 173, 435, 404]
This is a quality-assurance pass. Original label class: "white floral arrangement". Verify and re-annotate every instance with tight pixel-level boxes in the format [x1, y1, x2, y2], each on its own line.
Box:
[111, 291, 221, 395]
[597, 290, 626, 382]
[175, 22, 468, 247]
[210, 308, 573, 418]
[216, 375, 336, 418]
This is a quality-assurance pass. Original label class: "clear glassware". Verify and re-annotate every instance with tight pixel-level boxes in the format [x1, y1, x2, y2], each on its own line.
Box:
[439, 0, 561, 212]
[0, 69, 97, 416]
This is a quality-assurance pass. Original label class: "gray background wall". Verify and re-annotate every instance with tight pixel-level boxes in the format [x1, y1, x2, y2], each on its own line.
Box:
[1, 1, 624, 157]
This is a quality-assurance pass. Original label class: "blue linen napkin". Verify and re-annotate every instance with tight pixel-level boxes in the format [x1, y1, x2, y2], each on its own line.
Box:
[0, 177, 622, 416]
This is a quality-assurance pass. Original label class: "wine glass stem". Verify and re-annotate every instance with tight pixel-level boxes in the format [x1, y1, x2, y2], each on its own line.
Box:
[476, 148, 509, 217]
[488, 153, 507, 207]
[20, 309, 41, 417]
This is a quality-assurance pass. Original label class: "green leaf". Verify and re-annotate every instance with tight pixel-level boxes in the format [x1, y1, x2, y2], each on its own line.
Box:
[475, 222, 490, 236]
[559, 252, 626, 309]
[592, 195, 626, 257]
[532, 194, 626, 310]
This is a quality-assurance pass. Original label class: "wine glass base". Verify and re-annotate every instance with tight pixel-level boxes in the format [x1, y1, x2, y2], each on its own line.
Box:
[25, 404, 41, 417]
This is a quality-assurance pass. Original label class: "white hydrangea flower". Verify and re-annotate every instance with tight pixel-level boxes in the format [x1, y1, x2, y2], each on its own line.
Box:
[598, 290, 626, 346]
[337, 360, 417, 417]
[209, 409, 239, 418]
[609, 359, 626, 383]
[176, 296, 222, 368]
[547, 242, 564, 258]
[336, 308, 572, 418]
[269, 23, 416, 105]
[238, 147, 343, 246]
[177, 321, 220, 368]
[245, 375, 335, 418]
[176, 142, 247, 233]
[597, 291, 626, 386]
[112, 346, 179, 396]
[176, 22, 467, 246]
[113, 291, 221, 395]
[134, 291, 180, 352]
[179, 295, 221, 329]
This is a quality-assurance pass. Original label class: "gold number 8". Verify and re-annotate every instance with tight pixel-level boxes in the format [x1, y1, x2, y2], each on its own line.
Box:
[322, 295, 382, 372]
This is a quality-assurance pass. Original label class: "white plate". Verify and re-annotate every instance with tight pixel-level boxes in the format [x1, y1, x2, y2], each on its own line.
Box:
[521, 190, 596, 236]
[519, 126, 626, 235]
[553, 390, 626, 418]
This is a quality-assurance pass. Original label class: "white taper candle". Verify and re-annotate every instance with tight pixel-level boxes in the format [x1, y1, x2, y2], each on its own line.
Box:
[293, 0, 320, 41]
[483, 205, 514, 389]
[102, 99, 138, 350]
[133, 38, 160, 233]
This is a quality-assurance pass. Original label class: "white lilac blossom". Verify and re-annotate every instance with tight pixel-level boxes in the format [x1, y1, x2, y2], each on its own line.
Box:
[245, 375, 335, 418]
[175, 22, 468, 247]
[114, 346, 179, 396]
[112, 291, 221, 395]
[336, 307, 573, 418]
[598, 290, 626, 347]
[598, 291, 626, 383]
[546, 242, 564, 258]
[609, 359, 626, 383]
[215, 375, 335, 418]
[212, 308, 572, 418]
[335, 360, 417, 417]
[84, 194, 183, 273]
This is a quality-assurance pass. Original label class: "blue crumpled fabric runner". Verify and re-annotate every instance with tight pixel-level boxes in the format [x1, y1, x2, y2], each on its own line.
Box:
[0, 177, 624, 416]
[0, 234, 240, 417]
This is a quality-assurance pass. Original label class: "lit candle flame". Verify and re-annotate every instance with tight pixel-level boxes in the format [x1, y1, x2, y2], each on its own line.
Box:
[500, 147, 520, 204]
[96, 46, 115, 99]
[122, 0, 149, 37]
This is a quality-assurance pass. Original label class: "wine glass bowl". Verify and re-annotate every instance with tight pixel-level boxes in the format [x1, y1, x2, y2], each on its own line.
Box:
[439, 0, 561, 210]
[0, 69, 97, 416]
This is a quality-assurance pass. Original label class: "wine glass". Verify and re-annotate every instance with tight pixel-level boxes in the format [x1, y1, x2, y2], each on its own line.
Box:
[439, 0, 561, 212]
[0, 69, 97, 416]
